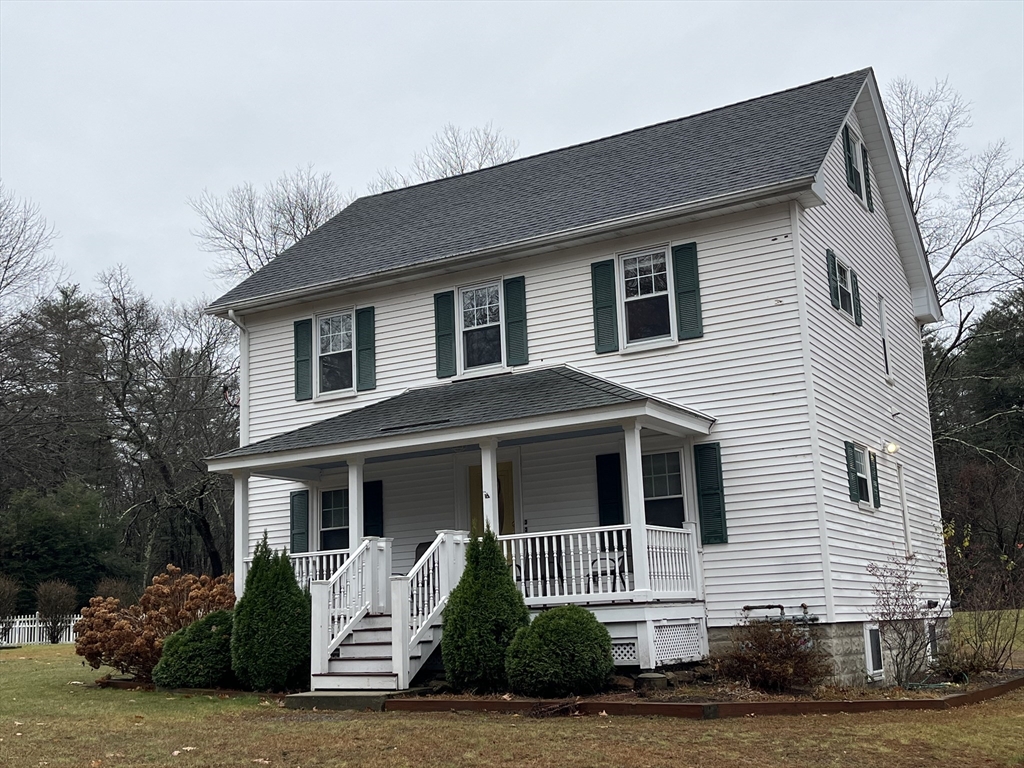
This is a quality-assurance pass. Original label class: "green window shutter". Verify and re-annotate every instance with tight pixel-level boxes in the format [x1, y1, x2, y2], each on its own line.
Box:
[694, 442, 727, 545]
[595, 453, 624, 526]
[503, 276, 529, 366]
[434, 291, 456, 378]
[851, 269, 863, 326]
[672, 242, 703, 340]
[363, 480, 384, 537]
[591, 260, 619, 354]
[862, 146, 874, 212]
[293, 319, 313, 401]
[869, 453, 881, 509]
[844, 441, 860, 503]
[290, 490, 309, 554]
[355, 306, 376, 391]
[826, 250, 841, 310]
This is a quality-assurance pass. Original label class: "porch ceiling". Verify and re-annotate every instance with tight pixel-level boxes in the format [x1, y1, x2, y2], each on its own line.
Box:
[207, 365, 715, 474]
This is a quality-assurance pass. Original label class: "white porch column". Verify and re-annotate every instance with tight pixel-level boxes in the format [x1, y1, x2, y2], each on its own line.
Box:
[623, 421, 651, 592]
[348, 458, 364, 547]
[480, 438, 500, 534]
[232, 470, 250, 598]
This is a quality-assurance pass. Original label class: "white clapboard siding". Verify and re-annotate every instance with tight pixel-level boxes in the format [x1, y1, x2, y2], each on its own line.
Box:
[242, 204, 828, 627]
[798, 107, 948, 622]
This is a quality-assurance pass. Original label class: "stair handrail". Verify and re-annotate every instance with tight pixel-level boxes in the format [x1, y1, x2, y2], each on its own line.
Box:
[391, 529, 469, 689]
[310, 537, 391, 676]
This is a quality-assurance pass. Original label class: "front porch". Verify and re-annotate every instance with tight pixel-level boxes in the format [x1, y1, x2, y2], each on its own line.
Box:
[212, 366, 717, 690]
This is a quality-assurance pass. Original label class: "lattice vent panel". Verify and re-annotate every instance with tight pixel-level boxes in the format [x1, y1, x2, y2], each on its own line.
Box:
[611, 641, 638, 664]
[653, 621, 703, 664]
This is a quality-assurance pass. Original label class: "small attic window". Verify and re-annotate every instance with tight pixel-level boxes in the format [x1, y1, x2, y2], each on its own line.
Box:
[843, 124, 874, 212]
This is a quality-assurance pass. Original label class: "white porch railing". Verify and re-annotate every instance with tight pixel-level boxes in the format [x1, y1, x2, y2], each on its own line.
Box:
[646, 523, 701, 599]
[1, 613, 78, 645]
[500, 525, 634, 604]
[246, 548, 349, 591]
[391, 530, 469, 689]
[310, 538, 391, 676]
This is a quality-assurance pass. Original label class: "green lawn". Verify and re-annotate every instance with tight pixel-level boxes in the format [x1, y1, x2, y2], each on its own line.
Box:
[1, 645, 1023, 768]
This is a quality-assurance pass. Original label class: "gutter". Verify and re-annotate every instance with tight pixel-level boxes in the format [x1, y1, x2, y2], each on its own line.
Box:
[206, 175, 823, 317]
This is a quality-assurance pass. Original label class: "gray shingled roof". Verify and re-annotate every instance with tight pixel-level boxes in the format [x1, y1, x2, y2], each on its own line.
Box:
[213, 366, 692, 460]
[209, 70, 870, 311]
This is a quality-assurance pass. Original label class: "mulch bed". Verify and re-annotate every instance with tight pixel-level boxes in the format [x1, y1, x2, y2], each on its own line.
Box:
[385, 673, 1024, 719]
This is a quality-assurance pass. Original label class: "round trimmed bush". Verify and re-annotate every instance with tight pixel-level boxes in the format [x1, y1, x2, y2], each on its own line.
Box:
[153, 609, 235, 689]
[505, 605, 614, 697]
[442, 529, 529, 692]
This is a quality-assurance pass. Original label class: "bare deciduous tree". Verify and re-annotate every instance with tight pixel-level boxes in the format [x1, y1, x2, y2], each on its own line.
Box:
[0, 183, 58, 317]
[189, 165, 349, 283]
[367, 123, 519, 193]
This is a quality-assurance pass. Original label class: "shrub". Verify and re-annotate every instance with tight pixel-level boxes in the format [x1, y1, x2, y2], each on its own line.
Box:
[0, 574, 19, 644]
[153, 609, 236, 689]
[442, 529, 529, 692]
[95, 578, 141, 607]
[719, 618, 831, 692]
[506, 605, 614, 697]
[230, 535, 310, 692]
[35, 579, 79, 643]
[74, 565, 235, 681]
[867, 554, 939, 686]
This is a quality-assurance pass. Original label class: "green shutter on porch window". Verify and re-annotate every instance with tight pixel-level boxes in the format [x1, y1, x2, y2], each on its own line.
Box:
[672, 242, 703, 340]
[826, 250, 841, 310]
[694, 442, 727, 545]
[869, 453, 881, 509]
[595, 453, 624, 526]
[845, 441, 860, 503]
[363, 480, 384, 537]
[591, 260, 619, 354]
[851, 269, 863, 326]
[434, 291, 456, 378]
[862, 146, 874, 212]
[290, 490, 309, 554]
[293, 319, 313, 401]
[503, 276, 529, 366]
[355, 306, 376, 391]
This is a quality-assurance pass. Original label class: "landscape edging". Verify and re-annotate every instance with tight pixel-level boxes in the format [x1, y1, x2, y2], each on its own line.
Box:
[383, 674, 1024, 719]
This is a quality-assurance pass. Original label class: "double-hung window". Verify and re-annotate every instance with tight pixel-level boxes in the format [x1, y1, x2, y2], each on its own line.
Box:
[836, 260, 854, 317]
[320, 489, 349, 551]
[826, 249, 862, 326]
[622, 249, 672, 343]
[318, 311, 354, 393]
[460, 283, 503, 369]
[642, 451, 685, 528]
[845, 441, 881, 509]
[843, 123, 874, 212]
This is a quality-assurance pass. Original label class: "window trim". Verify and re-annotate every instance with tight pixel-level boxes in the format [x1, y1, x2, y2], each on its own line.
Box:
[314, 307, 357, 400]
[455, 279, 506, 376]
[864, 623, 884, 681]
[852, 443, 878, 510]
[616, 244, 678, 349]
[835, 258, 856, 321]
[845, 124, 871, 210]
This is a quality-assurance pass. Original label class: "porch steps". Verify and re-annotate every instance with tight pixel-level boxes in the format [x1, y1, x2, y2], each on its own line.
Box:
[311, 613, 442, 692]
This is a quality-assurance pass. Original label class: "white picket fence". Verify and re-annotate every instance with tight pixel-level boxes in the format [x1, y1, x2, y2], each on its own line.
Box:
[1, 613, 79, 645]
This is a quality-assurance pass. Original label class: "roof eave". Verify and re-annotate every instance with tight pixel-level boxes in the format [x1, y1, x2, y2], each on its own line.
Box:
[205, 176, 824, 317]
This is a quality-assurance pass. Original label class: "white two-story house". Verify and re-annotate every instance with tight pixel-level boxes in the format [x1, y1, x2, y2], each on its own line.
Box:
[206, 68, 950, 691]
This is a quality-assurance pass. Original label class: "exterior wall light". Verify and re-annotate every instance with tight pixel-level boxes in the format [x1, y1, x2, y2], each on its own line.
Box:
[883, 441, 900, 455]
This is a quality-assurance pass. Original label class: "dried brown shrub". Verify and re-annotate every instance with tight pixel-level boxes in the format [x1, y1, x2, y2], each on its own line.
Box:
[718, 618, 832, 692]
[74, 565, 234, 681]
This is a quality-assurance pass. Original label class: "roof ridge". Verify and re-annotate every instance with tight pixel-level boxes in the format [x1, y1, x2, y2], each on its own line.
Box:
[358, 69, 873, 203]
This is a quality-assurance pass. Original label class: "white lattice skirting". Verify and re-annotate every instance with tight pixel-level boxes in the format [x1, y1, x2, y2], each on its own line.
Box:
[653, 620, 703, 664]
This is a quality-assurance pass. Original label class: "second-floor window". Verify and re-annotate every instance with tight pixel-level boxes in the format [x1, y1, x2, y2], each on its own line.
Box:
[319, 311, 353, 393]
[622, 249, 672, 343]
[835, 260, 855, 318]
[460, 283, 502, 369]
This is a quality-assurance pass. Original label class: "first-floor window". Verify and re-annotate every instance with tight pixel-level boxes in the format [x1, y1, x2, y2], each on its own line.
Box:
[461, 283, 502, 369]
[321, 489, 349, 550]
[853, 446, 871, 502]
[622, 249, 671, 343]
[642, 451, 685, 528]
[319, 311, 353, 392]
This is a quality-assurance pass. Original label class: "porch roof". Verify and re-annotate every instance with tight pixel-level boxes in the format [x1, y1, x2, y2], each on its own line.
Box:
[208, 366, 714, 473]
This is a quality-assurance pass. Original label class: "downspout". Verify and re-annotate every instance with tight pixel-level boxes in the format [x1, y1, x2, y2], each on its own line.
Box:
[226, 309, 250, 447]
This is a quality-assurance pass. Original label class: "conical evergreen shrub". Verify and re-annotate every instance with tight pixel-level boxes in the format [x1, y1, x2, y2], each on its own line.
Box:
[230, 534, 311, 691]
[441, 528, 529, 692]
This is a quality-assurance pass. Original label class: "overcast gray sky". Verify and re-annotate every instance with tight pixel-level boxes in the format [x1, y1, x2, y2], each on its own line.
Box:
[1, 0, 1021, 305]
